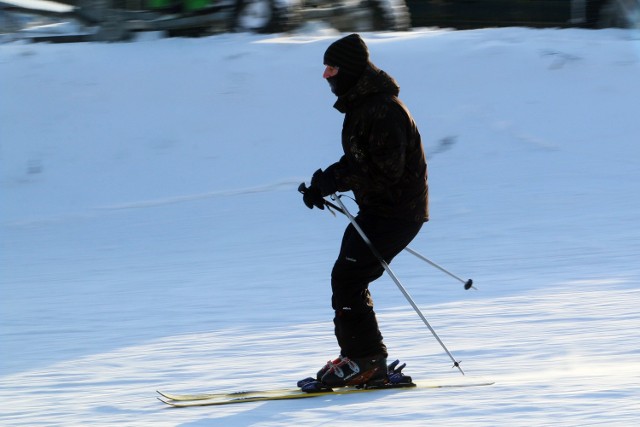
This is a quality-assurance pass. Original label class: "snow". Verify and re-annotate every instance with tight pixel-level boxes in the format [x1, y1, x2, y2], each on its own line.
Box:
[1, 26, 640, 426]
[0, 0, 74, 13]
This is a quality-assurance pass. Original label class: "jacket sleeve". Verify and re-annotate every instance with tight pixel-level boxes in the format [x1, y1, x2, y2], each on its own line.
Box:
[323, 155, 353, 193]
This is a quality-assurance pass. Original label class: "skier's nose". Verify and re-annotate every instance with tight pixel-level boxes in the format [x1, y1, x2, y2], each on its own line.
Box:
[323, 65, 339, 79]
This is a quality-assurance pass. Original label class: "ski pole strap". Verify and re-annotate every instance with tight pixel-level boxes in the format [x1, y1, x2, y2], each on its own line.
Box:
[298, 183, 344, 214]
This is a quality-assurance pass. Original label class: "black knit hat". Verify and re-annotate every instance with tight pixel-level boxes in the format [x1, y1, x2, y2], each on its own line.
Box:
[323, 33, 369, 78]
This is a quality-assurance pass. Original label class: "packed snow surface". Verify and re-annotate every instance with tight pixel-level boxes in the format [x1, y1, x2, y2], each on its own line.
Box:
[1, 26, 639, 426]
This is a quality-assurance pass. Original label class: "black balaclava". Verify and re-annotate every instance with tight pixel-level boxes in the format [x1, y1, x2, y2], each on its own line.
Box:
[323, 33, 370, 96]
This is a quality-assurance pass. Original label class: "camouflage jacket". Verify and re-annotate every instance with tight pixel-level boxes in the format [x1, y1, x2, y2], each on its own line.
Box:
[325, 65, 429, 223]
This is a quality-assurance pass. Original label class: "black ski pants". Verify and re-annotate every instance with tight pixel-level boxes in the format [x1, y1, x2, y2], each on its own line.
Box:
[331, 213, 423, 359]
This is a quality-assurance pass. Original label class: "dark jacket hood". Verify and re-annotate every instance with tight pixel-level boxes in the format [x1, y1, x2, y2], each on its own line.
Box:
[333, 63, 400, 113]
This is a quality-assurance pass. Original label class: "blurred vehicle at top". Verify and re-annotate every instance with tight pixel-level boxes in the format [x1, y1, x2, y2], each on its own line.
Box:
[0, 0, 638, 42]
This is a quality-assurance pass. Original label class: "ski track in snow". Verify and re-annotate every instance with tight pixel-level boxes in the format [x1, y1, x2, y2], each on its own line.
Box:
[94, 180, 302, 211]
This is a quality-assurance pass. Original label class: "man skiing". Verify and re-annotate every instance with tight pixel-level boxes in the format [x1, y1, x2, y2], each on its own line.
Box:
[301, 33, 429, 388]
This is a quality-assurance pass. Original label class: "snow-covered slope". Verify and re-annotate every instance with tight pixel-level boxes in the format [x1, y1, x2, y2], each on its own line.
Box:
[1, 27, 639, 426]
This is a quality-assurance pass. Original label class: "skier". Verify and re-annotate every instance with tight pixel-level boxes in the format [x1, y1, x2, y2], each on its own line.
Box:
[301, 33, 429, 388]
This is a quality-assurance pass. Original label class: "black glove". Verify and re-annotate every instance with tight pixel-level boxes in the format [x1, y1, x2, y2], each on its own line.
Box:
[301, 183, 325, 210]
[310, 168, 338, 197]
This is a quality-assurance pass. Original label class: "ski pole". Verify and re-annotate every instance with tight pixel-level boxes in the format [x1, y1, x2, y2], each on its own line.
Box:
[403, 247, 474, 290]
[298, 184, 474, 290]
[330, 193, 465, 376]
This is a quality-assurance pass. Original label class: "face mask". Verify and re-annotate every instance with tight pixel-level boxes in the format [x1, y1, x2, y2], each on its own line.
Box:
[327, 76, 340, 95]
[327, 73, 358, 97]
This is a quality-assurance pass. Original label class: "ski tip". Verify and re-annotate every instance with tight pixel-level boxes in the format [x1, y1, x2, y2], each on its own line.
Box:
[156, 390, 172, 400]
[157, 397, 174, 407]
